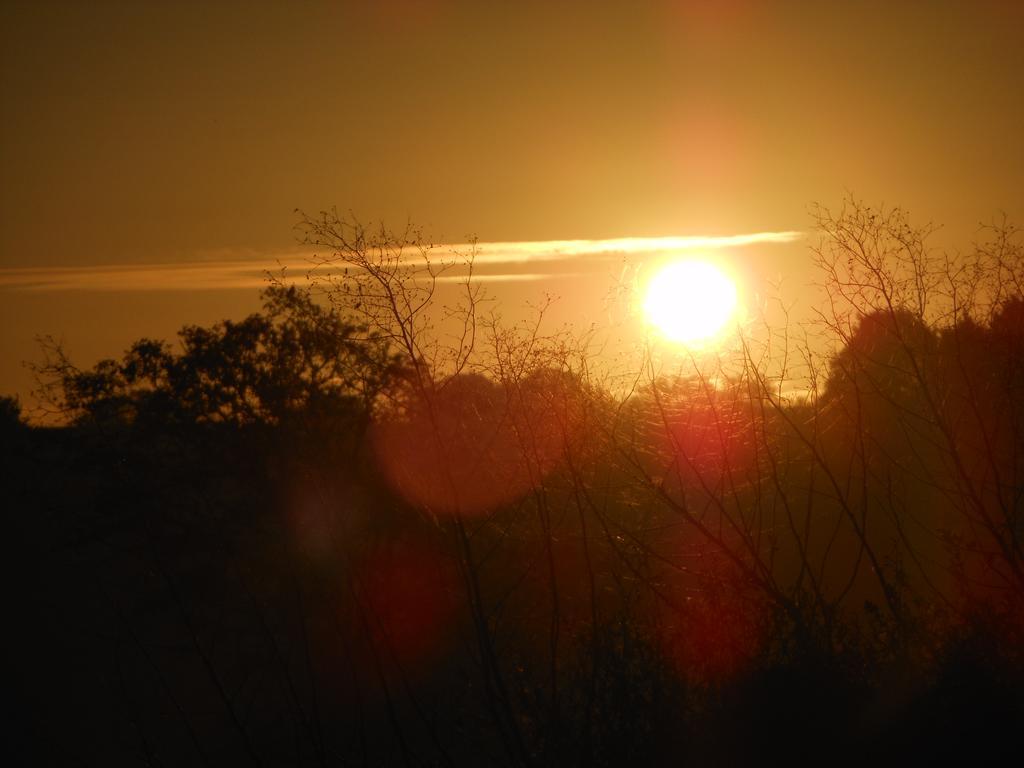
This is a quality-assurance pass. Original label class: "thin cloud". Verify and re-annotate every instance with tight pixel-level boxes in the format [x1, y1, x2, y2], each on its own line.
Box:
[0, 261, 278, 292]
[465, 231, 803, 265]
[0, 232, 802, 292]
[434, 272, 589, 284]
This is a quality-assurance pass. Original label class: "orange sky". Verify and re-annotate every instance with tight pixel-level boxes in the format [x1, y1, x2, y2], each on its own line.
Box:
[2, 1, 1022, 406]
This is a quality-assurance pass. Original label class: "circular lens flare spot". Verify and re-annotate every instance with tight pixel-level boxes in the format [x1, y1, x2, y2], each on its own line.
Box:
[644, 260, 738, 344]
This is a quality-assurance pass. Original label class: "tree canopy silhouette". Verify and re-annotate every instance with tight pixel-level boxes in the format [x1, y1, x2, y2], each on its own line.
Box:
[14, 199, 1024, 766]
[35, 283, 403, 429]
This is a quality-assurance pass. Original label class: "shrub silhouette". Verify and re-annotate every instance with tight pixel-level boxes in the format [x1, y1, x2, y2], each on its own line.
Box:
[16, 199, 1024, 765]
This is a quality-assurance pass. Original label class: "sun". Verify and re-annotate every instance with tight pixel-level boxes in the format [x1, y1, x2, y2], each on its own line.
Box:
[643, 259, 738, 345]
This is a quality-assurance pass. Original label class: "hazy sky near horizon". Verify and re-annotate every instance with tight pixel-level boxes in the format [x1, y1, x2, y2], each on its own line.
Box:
[2, 0, 1023, 405]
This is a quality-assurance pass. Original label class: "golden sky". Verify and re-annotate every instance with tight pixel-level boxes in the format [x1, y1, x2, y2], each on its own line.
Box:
[1, 1, 1022, 404]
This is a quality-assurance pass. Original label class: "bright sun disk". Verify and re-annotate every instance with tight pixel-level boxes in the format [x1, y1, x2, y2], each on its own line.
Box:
[644, 260, 738, 345]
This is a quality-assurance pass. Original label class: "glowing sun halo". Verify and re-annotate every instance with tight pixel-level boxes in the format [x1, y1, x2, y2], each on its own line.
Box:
[643, 260, 738, 345]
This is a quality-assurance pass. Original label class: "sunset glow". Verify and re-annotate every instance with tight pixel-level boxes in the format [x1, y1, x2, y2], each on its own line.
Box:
[4, 3, 1023, 761]
[643, 260, 738, 345]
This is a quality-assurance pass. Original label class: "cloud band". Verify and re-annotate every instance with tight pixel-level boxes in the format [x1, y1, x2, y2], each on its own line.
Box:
[0, 232, 802, 292]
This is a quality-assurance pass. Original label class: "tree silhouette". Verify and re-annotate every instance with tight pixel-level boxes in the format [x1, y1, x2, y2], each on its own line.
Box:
[16, 200, 1024, 766]
[35, 283, 402, 429]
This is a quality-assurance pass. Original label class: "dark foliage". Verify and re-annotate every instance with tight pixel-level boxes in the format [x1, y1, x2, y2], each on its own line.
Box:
[11, 205, 1024, 766]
